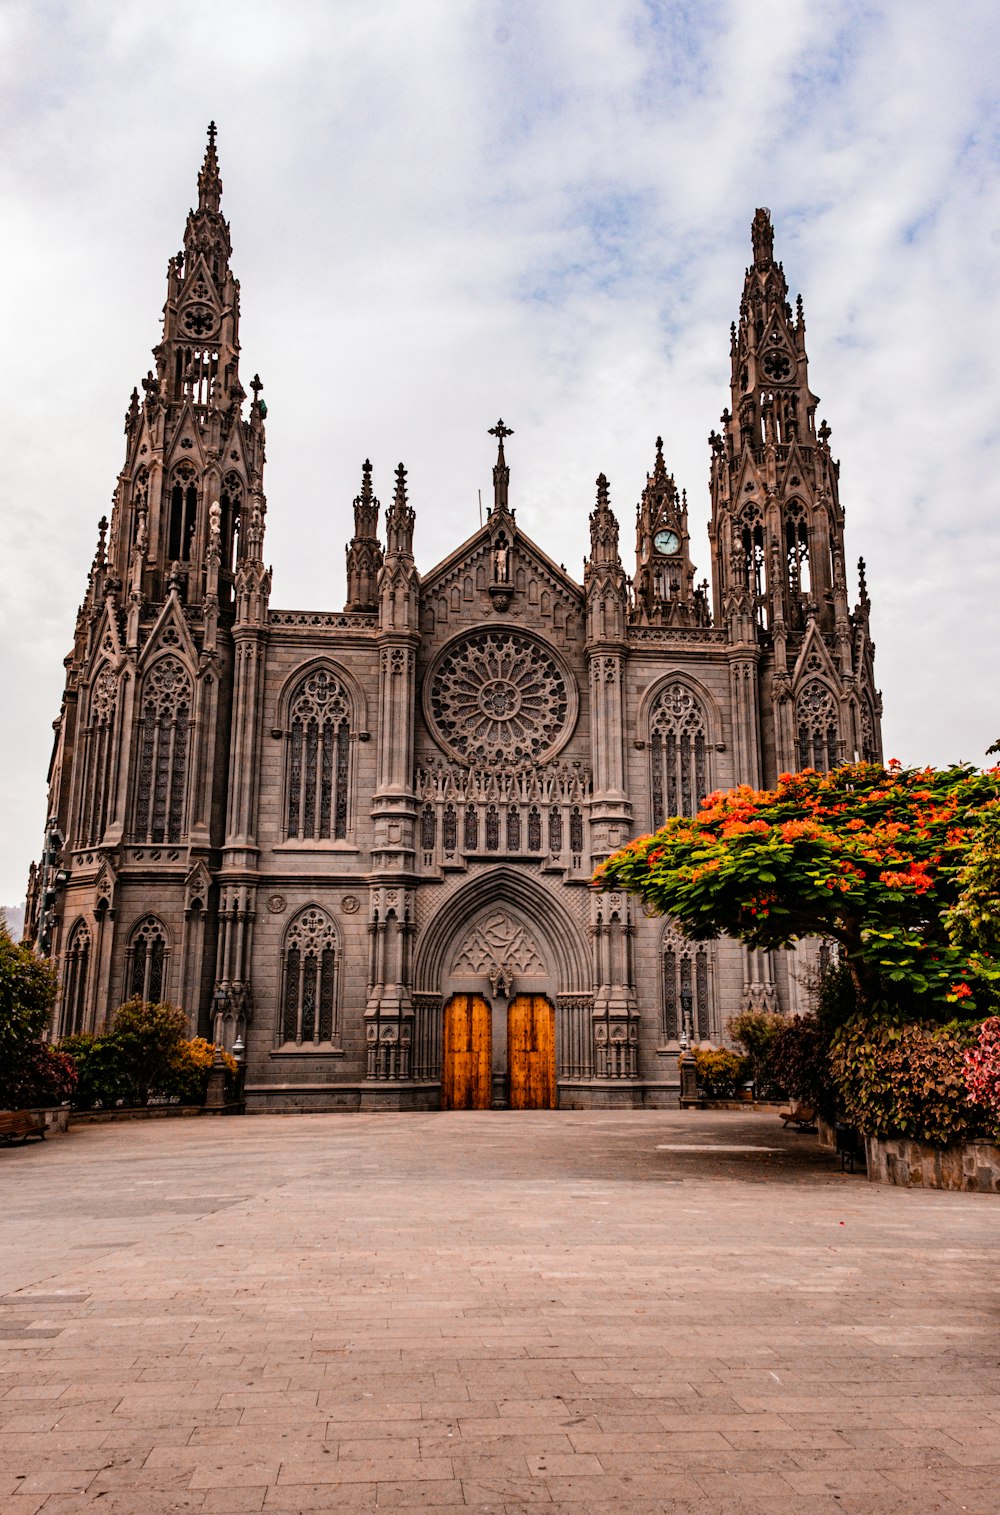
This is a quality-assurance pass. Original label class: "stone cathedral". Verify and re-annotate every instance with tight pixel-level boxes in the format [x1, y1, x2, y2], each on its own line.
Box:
[26, 129, 882, 1111]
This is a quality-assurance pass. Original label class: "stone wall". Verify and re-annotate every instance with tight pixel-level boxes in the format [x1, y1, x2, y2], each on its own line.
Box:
[866, 1135, 1000, 1193]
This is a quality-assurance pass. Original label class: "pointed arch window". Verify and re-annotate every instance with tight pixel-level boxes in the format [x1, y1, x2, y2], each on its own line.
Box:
[133, 656, 192, 844]
[739, 506, 767, 629]
[649, 683, 709, 823]
[279, 907, 339, 1046]
[79, 665, 118, 846]
[661, 923, 713, 1043]
[220, 472, 243, 573]
[785, 501, 810, 608]
[168, 462, 199, 562]
[127, 916, 168, 1003]
[796, 680, 840, 772]
[62, 920, 92, 1037]
[285, 668, 352, 841]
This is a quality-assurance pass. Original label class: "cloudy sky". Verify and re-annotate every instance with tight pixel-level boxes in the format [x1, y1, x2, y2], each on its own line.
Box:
[1, 0, 998, 906]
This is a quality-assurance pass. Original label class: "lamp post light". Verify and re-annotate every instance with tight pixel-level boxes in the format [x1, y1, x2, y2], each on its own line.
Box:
[677, 989, 699, 1107]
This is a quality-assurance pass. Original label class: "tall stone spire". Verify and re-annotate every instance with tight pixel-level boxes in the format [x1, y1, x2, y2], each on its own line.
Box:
[106, 122, 263, 616]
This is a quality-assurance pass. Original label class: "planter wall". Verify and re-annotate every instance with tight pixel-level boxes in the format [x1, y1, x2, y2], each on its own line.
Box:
[866, 1134, 1000, 1193]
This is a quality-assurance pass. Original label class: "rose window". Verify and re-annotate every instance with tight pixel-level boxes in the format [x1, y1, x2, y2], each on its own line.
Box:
[428, 631, 571, 763]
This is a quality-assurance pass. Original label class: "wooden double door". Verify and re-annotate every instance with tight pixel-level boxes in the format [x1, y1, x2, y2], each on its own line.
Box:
[441, 993, 556, 1110]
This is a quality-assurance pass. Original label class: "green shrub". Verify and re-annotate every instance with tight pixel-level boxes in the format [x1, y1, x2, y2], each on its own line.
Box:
[1, 1042, 77, 1108]
[726, 1008, 785, 1098]
[0, 923, 59, 1108]
[105, 998, 189, 1106]
[693, 1046, 746, 1098]
[830, 1017, 981, 1143]
[769, 1014, 833, 1114]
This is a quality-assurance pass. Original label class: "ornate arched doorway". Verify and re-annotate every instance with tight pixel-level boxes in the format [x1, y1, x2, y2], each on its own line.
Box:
[416, 871, 587, 1110]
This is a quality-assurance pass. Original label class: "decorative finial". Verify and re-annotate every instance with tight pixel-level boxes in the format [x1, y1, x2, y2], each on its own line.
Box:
[207, 120, 217, 149]
[489, 418, 514, 446]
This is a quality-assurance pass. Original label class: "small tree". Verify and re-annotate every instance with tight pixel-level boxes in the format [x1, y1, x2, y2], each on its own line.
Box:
[596, 763, 1000, 1022]
[0, 919, 59, 1109]
[104, 998, 189, 1107]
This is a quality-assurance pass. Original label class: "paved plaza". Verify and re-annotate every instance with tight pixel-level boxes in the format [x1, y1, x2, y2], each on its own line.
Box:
[1, 1111, 998, 1514]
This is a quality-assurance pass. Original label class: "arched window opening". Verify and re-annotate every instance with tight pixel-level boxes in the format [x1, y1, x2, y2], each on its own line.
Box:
[649, 683, 708, 823]
[442, 804, 458, 853]
[167, 462, 199, 562]
[506, 807, 521, 851]
[62, 920, 91, 1037]
[527, 806, 542, 852]
[285, 669, 352, 841]
[421, 804, 436, 859]
[741, 517, 767, 628]
[173, 345, 218, 406]
[463, 806, 479, 851]
[128, 916, 168, 1003]
[485, 804, 500, 851]
[569, 806, 584, 855]
[280, 907, 338, 1046]
[133, 656, 192, 844]
[661, 924, 713, 1043]
[796, 681, 840, 773]
[220, 472, 243, 573]
[785, 503, 810, 599]
[79, 665, 118, 846]
[548, 806, 563, 854]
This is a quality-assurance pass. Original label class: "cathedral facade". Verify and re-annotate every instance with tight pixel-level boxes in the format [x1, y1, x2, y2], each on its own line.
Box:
[26, 129, 882, 1110]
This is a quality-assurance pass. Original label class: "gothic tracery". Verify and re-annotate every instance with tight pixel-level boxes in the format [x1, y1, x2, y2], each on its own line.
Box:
[285, 668, 351, 841]
[649, 682, 708, 821]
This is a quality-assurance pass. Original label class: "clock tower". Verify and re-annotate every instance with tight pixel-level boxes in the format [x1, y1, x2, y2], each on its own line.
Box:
[632, 437, 709, 628]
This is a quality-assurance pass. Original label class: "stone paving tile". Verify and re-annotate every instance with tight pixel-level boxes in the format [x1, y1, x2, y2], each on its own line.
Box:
[1, 1110, 998, 1513]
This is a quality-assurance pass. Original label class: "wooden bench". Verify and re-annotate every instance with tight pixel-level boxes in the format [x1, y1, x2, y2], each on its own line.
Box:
[779, 1103, 816, 1131]
[0, 1111, 46, 1145]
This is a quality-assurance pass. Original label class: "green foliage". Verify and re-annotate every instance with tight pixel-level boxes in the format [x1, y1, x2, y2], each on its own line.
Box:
[105, 998, 189, 1107]
[59, 1034, 130, 1110]
[726, 1008, 785, 1097]
[0, 923, 58, 1071]
[963, 1016, 1000, 1141]
[769, 1014, 833, 1115]
[693, 1045, 746, 1097]
[830, 1017, 981, 1144]
[60, 1012, 233, 1110]
[945, 803, 1000, 1012]
[597, 762, 1000, 1022]
[0, 1041, 77, 1108]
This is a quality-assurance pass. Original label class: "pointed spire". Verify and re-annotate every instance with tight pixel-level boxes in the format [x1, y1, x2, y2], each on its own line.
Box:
[198, 121, 222, 214]
[184, 122, 232, 268]
[385, 462, 415, 557]
[345, 460, 383, 612]
[488, 418, 513, 514]
[589, 473, 620, 565]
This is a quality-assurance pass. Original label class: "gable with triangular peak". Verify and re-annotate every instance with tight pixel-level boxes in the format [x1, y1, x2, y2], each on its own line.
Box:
[419, 520, 584, 648]
[138, 592, 198, 671]
[85, 599, 125, 679]
[731, 454, 766, 517]
[164, 399, 207, 470]
[791, 620, 841, 692]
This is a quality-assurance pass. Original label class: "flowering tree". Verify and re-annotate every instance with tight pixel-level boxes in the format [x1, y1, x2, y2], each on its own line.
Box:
[597, 763, 1000, 1022]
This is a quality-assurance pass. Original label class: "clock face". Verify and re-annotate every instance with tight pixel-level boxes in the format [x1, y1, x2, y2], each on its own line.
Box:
[654, 528, 680, 555]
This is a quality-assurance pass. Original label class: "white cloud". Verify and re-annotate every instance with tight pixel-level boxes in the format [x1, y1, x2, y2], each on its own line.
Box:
[0, 0, 998, 901]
